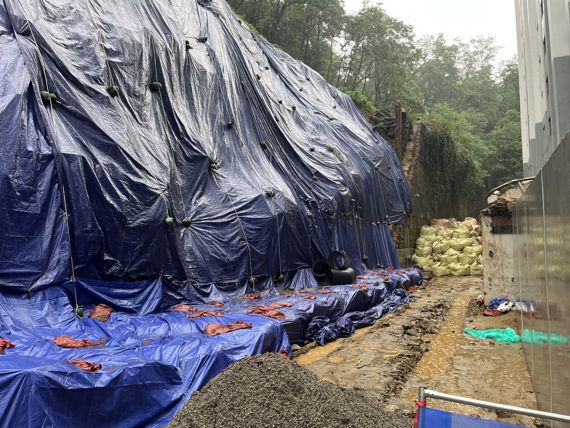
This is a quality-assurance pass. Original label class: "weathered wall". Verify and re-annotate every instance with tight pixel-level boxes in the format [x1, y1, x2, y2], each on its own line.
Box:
[393, 124, 485, 257]
[480, 215, 516, 299]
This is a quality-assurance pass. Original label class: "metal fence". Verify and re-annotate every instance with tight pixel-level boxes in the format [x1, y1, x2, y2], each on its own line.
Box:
[514, 133, 570, 426]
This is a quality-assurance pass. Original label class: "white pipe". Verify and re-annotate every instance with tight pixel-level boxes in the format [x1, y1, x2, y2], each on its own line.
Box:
[423, 388, 570, 423]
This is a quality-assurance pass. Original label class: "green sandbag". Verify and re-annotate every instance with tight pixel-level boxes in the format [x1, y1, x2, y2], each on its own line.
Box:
[522, 329, 568, 345]
[464, 327, 521, 343]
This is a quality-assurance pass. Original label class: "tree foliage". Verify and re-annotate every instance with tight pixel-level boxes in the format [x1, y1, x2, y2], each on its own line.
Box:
[228, 0, 523, 191]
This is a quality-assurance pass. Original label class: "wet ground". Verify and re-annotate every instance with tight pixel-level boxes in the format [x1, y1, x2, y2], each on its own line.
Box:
[296, 276, 537, 426]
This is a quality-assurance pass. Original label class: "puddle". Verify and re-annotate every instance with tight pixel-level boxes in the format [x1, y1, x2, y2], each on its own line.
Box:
[296, 341, 343, 365]
[296, 325, 374, 366]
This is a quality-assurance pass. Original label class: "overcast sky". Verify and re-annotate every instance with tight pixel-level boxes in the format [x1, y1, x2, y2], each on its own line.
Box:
[344, 0, 518, 62]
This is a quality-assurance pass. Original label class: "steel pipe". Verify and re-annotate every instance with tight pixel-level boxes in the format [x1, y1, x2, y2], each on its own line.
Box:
[421, 388, 570, 423]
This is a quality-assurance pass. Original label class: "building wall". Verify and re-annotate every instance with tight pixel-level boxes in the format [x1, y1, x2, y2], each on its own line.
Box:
[514, 133, 570, 425]
[515, 0, 570, 176]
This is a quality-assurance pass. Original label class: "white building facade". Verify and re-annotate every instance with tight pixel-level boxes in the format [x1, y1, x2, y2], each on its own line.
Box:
[515, 0, 570, 175]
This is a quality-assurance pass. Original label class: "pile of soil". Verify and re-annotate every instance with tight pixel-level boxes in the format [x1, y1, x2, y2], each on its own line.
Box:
[169, 353, 410, 428]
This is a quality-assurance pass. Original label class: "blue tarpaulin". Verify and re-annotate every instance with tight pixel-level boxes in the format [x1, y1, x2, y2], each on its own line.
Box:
[0, 0, 416, 425]
[0, 0, 410, 291]
[0, 268, 420, 427]
[417, 407, 525, 428]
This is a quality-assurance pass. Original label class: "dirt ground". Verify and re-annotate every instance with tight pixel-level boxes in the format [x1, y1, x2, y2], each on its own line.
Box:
[296, 276, 538, 426]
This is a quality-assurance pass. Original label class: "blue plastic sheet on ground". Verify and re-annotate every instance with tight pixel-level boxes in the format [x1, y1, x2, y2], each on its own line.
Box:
[418, 407, 525, 428]
[0, 267, 421, 427]
[0, 286, 289, 427]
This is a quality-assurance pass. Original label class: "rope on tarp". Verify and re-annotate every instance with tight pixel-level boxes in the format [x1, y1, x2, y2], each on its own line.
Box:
[16, 8, 77, 282]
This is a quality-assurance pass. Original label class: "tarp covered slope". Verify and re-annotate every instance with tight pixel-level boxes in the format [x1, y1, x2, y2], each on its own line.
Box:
[0, 0, 410, 291]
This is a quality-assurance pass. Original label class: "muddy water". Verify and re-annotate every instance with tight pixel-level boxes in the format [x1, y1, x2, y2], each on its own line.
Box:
[296, 326, 373, 366]
[402, 291, 471, 399]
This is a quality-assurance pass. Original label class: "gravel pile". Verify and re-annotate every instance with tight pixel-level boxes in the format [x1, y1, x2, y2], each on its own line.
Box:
[169, 353, 410, 428]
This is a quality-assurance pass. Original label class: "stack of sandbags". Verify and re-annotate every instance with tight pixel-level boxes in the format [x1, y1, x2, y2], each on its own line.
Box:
[411, 218, 482, 277]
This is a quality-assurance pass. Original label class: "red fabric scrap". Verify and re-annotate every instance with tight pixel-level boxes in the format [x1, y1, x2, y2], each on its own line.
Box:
[266, 302, 293, 309]
[356, 275, 368, 279]
[186, 310, 224, 319]
[169, 305, 198, 312]
[0, 338, 15, 354]
[244, 293, 261, 300]
[209, 301, 224, 307]
[319, 288, 334, 294]
[299, 295, 317, 301]
[247, 306, 286, 320]
[68, 359, 102, 372]
[204, 320, 252, 336]
[52, 335, 105, 348]
[354, 284, 368, 292]
[88, 304, 114, 322]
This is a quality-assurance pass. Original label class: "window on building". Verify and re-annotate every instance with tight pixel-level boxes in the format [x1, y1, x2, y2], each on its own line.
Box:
[546, 75, 549, 98]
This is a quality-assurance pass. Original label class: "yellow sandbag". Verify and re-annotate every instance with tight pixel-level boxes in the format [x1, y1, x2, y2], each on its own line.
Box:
[432, 240, 451, 254]
[420, 226, 437, 237]
[450, 238, 471, 251]
[458, 253, 475, 265]
[449, 263, 470, 276]
[412, 255, 433, 269]
[432, 263, 450, 277]
[444, 248, 460, 255]
[470, 262, 483, 276]
[463, 217, 478, 226]
[440, 254, 458, 265]
[463, 245, 482, 256]
[414, 246, 432, 257]
[453, 230, 473, 239]
[416, 237, 427, 247]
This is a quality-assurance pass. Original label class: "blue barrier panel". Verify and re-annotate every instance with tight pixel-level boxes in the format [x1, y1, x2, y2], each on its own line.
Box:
[418, 407, 526, 428]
